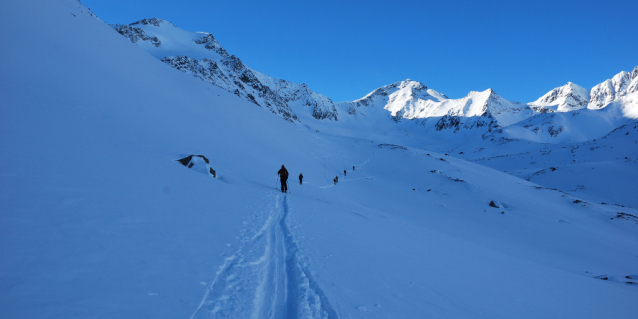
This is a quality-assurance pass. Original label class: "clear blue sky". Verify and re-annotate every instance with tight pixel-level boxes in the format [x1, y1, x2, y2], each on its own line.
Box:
[82, 0, 637, 102]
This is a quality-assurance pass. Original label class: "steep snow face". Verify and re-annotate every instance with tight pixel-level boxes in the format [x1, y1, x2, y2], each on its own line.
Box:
[473, 89, 537, 126]
[112, 18, 337, 122]
[530, 82, 589, 112]
[589, 66, 638, 109]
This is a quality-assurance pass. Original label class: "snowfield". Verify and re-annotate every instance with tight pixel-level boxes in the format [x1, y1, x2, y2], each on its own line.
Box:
[1, 1, 637, 319]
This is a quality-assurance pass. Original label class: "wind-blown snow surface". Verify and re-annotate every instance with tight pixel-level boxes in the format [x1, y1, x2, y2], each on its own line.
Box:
[1, 1, 638, 319]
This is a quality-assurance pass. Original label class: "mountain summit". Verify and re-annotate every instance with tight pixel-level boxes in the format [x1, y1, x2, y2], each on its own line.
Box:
[589, 66, 638, 109]
[530, 82, 589, 112]
[343, 80, 446, 118]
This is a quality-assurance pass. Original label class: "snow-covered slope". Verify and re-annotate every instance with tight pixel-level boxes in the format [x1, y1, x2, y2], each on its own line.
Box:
[530, 82, 589, 112]
[467, 119, 638, 207]
[503, 91, 638, 143]
[112, 18, 338, 122]
[2, 1, 638, 319]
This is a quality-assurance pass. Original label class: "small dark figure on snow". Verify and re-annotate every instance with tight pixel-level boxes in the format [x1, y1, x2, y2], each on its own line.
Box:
[353, 166, 355, 171]
[344, 169, 347, 176]
[278, 165, 289, 193]
[334, 176, 338, 185]
[299, 173, 303, 185]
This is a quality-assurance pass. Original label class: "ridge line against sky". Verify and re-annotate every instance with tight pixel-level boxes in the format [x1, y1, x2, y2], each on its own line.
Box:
[81, 0, 637, 103]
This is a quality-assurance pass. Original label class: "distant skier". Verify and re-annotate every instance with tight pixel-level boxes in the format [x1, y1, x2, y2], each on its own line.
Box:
[277, 165, 289, 193]
[334, 176, 338, 185]
[344, 169, 347, 176]
[299, 173, 303, 185]
[353, 166, 355, 171]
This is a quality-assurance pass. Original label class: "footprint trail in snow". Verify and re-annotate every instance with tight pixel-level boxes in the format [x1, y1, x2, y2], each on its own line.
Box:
[191, 194, 338, 319]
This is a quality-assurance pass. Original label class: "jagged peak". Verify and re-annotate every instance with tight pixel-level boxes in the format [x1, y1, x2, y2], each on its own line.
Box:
[589, 67, 638, 109]
[564, 82, 581, 90]
[466, 88, 498, 99]
[357, 79, 429, 101]
[393, 79, 427, 91]
[611, 70, 629, 82]
[531, 81, 589, 111]
[483, 89, 503, 104]
[555, 82, 586, 94]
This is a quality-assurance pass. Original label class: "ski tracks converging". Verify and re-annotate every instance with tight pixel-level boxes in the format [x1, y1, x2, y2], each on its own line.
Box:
[191, 193, 339, 319]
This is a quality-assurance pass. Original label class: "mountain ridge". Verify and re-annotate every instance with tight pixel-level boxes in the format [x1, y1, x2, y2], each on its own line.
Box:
[111, 18, 637, 140]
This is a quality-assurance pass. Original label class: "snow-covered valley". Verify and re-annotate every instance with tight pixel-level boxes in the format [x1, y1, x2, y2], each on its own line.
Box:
[1, 1, 637, 318]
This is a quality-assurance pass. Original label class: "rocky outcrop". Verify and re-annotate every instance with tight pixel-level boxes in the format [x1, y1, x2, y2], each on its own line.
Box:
[177, 155, 216, 177]
[193, 34, 229, 58]
[111, 24, 161, 47]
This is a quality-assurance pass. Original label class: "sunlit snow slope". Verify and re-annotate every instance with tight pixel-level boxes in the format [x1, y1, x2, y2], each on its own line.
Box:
[1, 1, 638, 319]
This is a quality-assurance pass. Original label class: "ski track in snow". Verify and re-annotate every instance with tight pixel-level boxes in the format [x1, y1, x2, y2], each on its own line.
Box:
[318, 140, 376, 189]
[190, 193, 339, 319]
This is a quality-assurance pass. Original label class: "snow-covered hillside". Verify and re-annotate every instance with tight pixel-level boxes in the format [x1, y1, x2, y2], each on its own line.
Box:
[503, 91, 638, 143]
[2, 1, 638, 319]
[112, 18, 338, 122]
[473, 120, 638, 208]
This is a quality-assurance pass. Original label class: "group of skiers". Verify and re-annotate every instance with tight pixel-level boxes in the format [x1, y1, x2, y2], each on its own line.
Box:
[277, 164, 354, 193]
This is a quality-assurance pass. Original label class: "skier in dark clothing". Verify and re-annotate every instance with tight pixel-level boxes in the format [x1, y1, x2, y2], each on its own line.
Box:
[344, 169, 347, 176]
[334, 176, 338, 185]
[277, 165, 289, 193]
[299, 173, 303, 185]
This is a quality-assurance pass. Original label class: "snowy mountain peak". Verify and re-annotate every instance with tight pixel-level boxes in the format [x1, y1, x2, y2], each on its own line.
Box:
[344, 79, 448, 120]
[355, 79, 442, 104]
[397, 79, 427, 91]
[476, 89, 521, 117]
[589, 66, 638, 109]
[530, 82, 589, 112]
